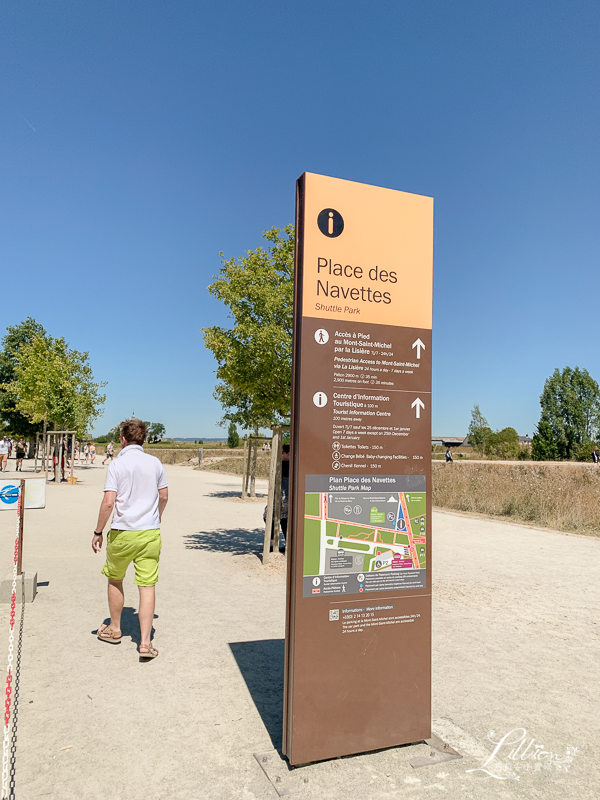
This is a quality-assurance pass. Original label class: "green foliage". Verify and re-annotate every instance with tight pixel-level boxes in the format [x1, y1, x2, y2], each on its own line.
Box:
[573, 440, 596, 462]
[0, 318, 49, 436]
[535, 367, 600, 459]
[531, 416, 560, 460]
[468, 405, 492, 456]
[104, 425, 121, 442]
[148, 422, 166, 443]
[487, 427, 520, 460]
[3, 334, 106, 437]
[517, 445, 532, 461]
[227, 422, 240, 448]
[202, 225, 294, 429]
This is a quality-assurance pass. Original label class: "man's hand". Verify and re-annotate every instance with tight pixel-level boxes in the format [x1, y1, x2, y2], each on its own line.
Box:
[94, 491, 116, 550]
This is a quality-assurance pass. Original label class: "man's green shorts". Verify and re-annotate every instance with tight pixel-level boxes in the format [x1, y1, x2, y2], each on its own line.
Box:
[101, 529, 162, 586]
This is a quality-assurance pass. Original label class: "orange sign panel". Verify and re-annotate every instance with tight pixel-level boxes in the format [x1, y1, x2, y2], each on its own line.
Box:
[301, 172, 433, 328]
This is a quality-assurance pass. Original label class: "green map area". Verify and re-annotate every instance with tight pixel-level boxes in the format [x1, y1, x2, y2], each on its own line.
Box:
[303, 490, 427, 576]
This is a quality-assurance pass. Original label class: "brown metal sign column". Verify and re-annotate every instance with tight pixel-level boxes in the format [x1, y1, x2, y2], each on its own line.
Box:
[284, 172, 433, 765]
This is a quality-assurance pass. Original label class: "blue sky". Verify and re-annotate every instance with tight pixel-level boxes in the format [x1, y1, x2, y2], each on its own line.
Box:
[1, 0, 599, 437]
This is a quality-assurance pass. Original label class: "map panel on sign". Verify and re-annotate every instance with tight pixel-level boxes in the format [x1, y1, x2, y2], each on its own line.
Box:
[303, 474, 426, 596]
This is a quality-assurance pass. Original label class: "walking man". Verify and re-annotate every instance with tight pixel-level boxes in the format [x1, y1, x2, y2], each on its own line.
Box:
[102, 440, 114, 465]
[0, 436, 11, 472]
[92, 419, 168, 660]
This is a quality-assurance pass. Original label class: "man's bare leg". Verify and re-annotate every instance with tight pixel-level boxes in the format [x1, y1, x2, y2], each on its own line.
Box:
[107, 579, 124, 633]
[138, 585, 155, 645]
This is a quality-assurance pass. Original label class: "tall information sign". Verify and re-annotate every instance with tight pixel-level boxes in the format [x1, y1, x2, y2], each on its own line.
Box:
[284, 173, 433, 765]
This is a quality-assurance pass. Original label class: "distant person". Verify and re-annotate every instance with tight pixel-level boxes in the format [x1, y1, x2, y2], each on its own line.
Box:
[90, 442, 96, 464]
[15, 438, 26, 471]
[51, 438, 66, 482]
[593, 447, 600, 464]
[264, 444, 290, 553]
[74, 440, 80, 463]
[280, 444, 290, 548]
[445, 447, 453, 463]
[0, 436, 11, 472]
[65, 436, 73, 468]
[83, 442, 90, 464]
[102, 441, 114, 465]
[93, 419, 168, 660]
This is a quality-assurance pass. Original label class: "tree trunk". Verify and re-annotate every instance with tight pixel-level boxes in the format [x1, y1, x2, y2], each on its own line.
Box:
[250, 424, 258, 497]
[53, 423, 60, 483]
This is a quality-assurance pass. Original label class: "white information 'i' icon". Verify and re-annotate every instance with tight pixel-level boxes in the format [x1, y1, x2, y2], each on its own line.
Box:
[313, 391, 328, 408]
[315, 328, 329, 344]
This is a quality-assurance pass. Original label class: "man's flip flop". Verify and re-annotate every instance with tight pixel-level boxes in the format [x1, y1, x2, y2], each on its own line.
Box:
[97, 624, 122, 644]
[138, 643, 159, 660]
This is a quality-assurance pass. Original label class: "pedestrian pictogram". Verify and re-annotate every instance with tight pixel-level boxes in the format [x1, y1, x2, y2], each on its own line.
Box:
[315, 328, 329, 344]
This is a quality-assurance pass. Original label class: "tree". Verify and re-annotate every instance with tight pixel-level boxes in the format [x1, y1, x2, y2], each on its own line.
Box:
[535, 367, 600, 460]
[0, 318, 49, 439]
[148, 422, 166, 443]
[486, 427, 520, 460]
[531, 417, 559, 461]
[227, 422, 240, 449]
[4, 335, 106, 437]
[202, 225, 294, 425]
[203, 225, 294, 496]
[467, 405, 493, 456]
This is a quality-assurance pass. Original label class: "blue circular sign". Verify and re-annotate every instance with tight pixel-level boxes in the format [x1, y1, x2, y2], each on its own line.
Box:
[0, 485, 19, 505]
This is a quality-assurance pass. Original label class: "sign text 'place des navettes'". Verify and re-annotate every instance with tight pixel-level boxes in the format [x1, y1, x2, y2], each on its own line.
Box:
[284, 172, 433, 765]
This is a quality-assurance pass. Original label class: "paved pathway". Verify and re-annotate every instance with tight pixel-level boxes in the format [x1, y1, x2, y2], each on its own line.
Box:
[0, 460, 597, 799]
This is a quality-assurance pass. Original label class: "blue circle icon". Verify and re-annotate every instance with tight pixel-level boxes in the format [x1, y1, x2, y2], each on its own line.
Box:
[0, 485, 19, 505]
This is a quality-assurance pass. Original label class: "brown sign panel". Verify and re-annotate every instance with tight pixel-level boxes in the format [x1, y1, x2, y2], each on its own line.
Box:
[284, 173, 433, 765]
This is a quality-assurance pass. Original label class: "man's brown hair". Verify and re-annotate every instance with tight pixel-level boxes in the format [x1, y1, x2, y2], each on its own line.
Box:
[120, 418, 147, 445]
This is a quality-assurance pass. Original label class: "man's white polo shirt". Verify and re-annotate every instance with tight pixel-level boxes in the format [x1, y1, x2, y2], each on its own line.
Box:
[104, 445, 168, 531]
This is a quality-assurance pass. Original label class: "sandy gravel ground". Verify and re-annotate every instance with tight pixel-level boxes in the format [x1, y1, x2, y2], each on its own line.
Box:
[0, 458, 598, 800]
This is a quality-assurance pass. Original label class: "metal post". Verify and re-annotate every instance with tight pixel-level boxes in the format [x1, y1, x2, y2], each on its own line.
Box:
[17, 479, 25, 574]
[198, 447, 203, 465]
[34, 432, 39, 474]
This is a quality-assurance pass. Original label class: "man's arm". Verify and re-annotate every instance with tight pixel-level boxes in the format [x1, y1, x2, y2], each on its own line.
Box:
[158, 487, 168, 522]
[92, 491, 116, 553]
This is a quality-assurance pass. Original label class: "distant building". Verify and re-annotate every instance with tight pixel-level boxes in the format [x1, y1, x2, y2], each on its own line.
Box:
[431, 435, 469, 448]
[519, 435, 532, 445]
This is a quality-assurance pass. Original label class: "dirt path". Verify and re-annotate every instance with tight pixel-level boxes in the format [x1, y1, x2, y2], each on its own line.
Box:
[0, 461, 597, 799]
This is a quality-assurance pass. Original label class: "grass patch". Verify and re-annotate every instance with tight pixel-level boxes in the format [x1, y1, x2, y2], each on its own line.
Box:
[433, 462, 600, 534]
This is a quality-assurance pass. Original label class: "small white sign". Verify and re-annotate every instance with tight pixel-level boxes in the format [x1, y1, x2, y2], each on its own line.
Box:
[0, 479, 46, 510]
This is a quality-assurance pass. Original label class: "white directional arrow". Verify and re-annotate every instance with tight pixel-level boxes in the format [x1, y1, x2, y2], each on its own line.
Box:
[412, 338, 425, 359]
[411, 397, 425, 419]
